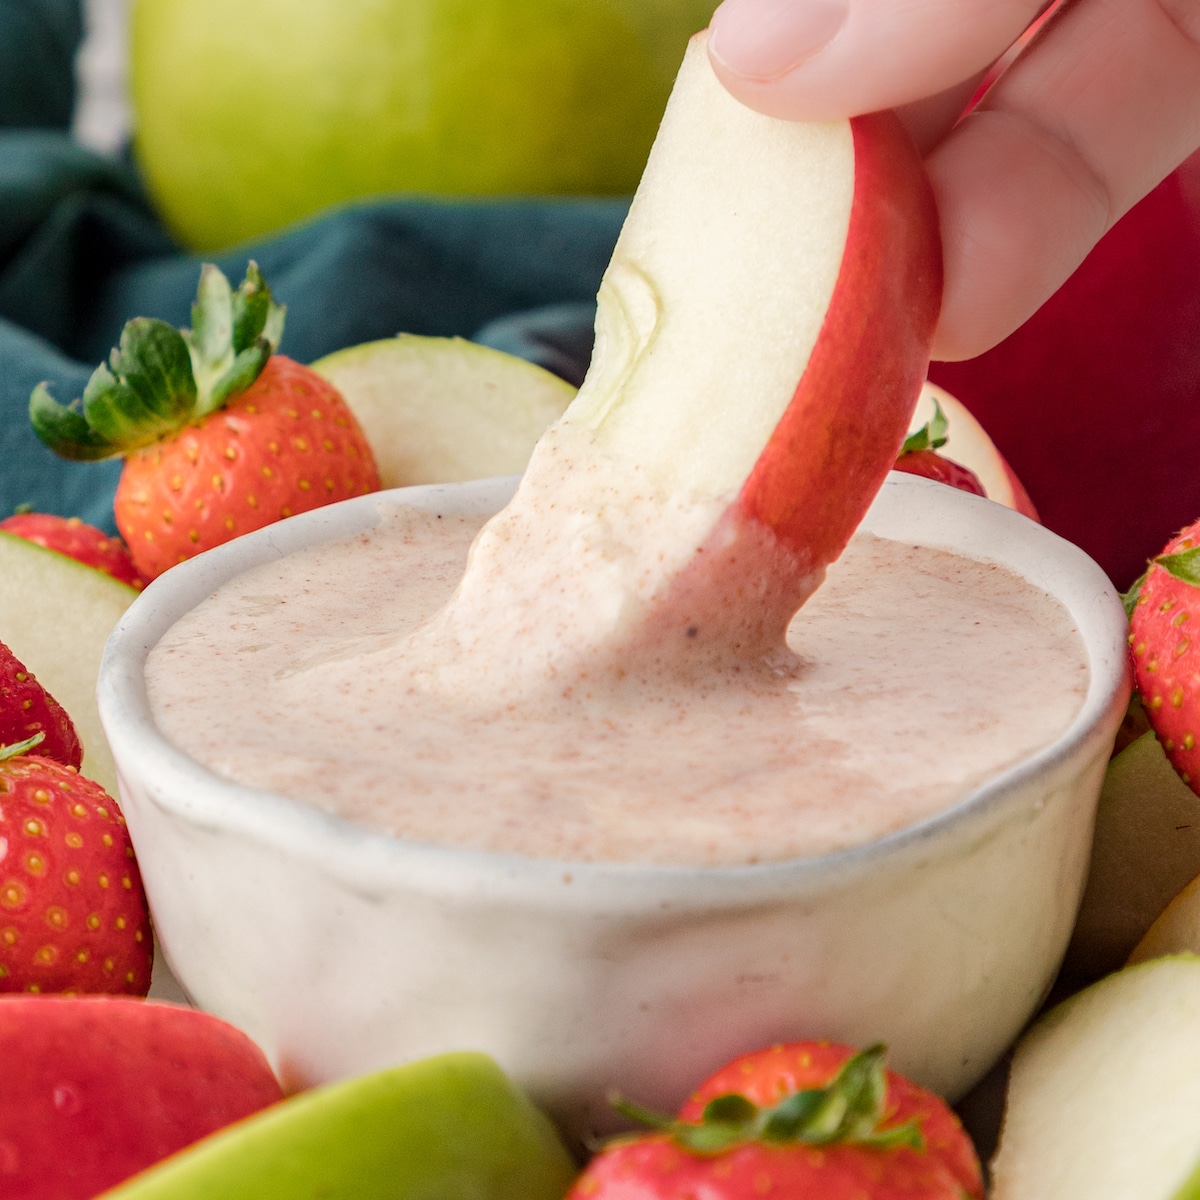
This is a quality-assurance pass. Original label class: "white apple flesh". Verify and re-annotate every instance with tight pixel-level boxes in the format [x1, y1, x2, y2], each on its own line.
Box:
[311, 335, 575, 488]
[0, 532, 136, 795]
[1065, 730, 1200, 981]
[417, 34, 941, 691]
[567, 34, 940, 564]
[991, 955, 1200, 1200]
[1130, 870, 1200, 966]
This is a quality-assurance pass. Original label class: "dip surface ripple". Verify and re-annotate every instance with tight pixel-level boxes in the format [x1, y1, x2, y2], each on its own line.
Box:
[146, 473, 1089, 867]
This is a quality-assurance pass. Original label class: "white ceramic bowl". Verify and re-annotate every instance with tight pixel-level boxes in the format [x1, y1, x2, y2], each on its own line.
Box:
[99, 473, 1130, 1141]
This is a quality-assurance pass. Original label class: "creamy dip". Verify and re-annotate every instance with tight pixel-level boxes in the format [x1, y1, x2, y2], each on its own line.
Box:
[147, 441, 1089, 866]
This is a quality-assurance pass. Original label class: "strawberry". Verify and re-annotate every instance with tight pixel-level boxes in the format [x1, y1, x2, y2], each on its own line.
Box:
[570, 1043, 983, 1200]
[893, 398, 987, 499]
[29, 262, 380, 580]
[0, 641, 82, 769]
[0, 995, 284, 1200]
[0, 738, 152, 995]
[0, 512, 145, 590]
[894, 451, 987, 497]
[1127, 517, 1200, 793]
[681, 1042, 983, 1196]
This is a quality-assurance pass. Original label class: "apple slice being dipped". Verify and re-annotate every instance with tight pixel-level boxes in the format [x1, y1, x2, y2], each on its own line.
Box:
[416, 33, 941, 690]
[569, 33, 940, 562]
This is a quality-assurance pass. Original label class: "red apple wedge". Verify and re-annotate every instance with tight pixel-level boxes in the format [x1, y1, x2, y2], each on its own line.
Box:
[566, 33, 939, 558]
[0, 996, 284, 1199]
[421, 33, 939, 689]
[404, 34, 940, 701]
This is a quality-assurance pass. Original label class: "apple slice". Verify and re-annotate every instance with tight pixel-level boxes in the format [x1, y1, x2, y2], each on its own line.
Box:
[311, 335, 576, 488]
[906, 383, 1040, 519]
[1063, 730, 1200, 982]
[0, 512, 147, 589]
[98, 1052, 577, 1200]
[0, 996, 283, 1200]
[418, 33, 940, 688]
[565, 32, 939, 573]
[1129, 872, 1200, 965]
[0, 531, 136, 795]
[990, 955, 1200, 1199]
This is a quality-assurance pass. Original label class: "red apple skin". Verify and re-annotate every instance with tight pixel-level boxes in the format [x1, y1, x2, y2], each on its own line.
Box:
[740, 110, 942, 570]
[0, 996, 284, 1200]
[929, 151, 1200, 588]
[633, 111, 941, 667]
[999, 457, 1041, 522]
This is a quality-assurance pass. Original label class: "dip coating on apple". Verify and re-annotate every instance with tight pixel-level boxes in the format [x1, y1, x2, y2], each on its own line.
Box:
[396, 33, 941, 693]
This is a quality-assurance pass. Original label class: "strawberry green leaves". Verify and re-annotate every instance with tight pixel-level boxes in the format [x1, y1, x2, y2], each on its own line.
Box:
[900, 397, 950, 456]
[1122, 544, 1200, 618]
[1122, 574, 1146, 620]
[613, 1044, 923, 1157]
[29, 263, 286, 461]
[32, 317, 196, 461]
[187, 262, 285, 418]
[86, 318, 196, 442]
[1154, 545, 1200, 588]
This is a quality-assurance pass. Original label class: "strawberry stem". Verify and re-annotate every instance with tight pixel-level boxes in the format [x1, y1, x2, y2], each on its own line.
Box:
[900, 397, 950, 456]
[30, 262, 286, 461]
[611, 1044, 924, 1157]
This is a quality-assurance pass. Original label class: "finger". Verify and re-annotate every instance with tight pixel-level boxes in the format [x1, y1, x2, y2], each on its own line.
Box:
[896, 74, 989, 155]
[707, 0, 1045, 121]
[931, 0, 1200, 360]
[896, 11, 1053, 154]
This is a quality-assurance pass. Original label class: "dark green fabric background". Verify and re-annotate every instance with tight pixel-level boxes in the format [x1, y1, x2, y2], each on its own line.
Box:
[0, 0, 620, 532]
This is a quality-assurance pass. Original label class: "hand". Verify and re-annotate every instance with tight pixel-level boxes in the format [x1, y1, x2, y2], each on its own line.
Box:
[707, 0, 1200, 361]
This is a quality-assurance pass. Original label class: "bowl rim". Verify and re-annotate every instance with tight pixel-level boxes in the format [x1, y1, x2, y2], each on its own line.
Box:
[99, 472, 1131, 908]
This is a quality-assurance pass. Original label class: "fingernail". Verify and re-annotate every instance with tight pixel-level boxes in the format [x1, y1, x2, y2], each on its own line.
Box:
[708, 0, 848, 82]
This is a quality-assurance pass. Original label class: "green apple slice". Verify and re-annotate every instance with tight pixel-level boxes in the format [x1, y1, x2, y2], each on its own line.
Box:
[1130, 872, 1200, 965]
[991, 956, 1200, 1200]
[1065, 731, 1200, 981]
[97, 1052, 576, 1200]
[311, 335, 575, 488]
[0, 531, 136, 795]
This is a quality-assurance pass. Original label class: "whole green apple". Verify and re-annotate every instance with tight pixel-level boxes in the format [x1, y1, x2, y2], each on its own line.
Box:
[130, 0, 718, 251]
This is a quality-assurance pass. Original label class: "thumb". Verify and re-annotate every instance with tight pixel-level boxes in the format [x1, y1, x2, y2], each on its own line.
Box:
[707, 0, 1043, 121]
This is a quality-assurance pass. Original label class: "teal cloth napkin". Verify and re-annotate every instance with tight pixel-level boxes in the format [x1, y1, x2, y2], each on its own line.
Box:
[0, 0, 619, 532]
[0, 0, 79, 130]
